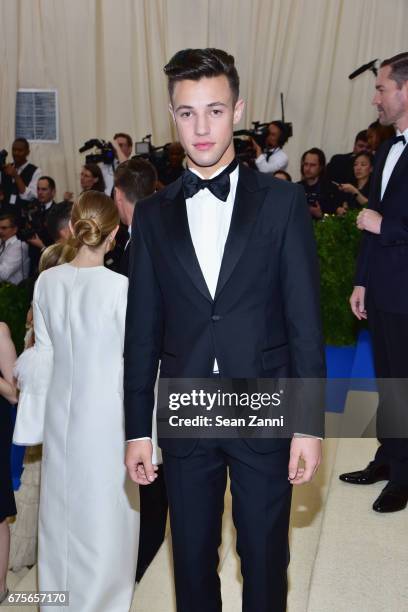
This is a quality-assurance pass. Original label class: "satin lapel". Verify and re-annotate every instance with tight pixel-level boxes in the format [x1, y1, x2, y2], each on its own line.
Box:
[214, 166, 266, 300]
[371, 142, 392, 207]
[382, 143, 408, 201]
[161, 181, 213, 303]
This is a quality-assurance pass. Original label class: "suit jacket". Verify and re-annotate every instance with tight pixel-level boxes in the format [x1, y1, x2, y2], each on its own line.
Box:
[326, 152, 355, 184]
[355, 138, 408, 313]
[124, 164, 326, 456]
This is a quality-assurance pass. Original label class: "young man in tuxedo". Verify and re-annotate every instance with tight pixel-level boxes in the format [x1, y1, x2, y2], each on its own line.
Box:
[113, 158, 168, 582]
[341, 53, 408, 513]
[124, 48, 325, 612]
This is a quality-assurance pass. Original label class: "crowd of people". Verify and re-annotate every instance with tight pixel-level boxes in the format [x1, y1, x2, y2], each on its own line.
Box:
[1, 44, 407, 612]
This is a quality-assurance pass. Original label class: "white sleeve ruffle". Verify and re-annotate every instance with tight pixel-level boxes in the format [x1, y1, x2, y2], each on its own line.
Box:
[13, 346, 53, 445]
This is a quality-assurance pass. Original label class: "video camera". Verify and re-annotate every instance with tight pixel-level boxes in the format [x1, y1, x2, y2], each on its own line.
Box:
[133, 134, 172, 173]
[16, 200, 47, 242]
[233, 120, 293, 165]
[79, 139, 116, 165]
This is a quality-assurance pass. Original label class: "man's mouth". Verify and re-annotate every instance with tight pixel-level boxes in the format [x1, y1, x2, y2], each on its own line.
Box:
[194, 142, 215, 151]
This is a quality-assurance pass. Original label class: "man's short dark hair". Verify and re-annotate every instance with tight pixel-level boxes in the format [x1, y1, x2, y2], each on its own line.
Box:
[113, 133, 133, 148]
[164, 48, 240, 104]
[381, 52, 408, 88]
[38, 176, 56, 191]
[47, 201, 73, 242]
[355, 130, 368, 143]
[0, 212, 18, 227]
[114, 158, 157, 205]
[13, 138, 30, 149]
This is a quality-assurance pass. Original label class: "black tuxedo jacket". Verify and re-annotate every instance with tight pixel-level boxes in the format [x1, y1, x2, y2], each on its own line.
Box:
[356, 138, 408, 313]
[124, 164, 326, 456]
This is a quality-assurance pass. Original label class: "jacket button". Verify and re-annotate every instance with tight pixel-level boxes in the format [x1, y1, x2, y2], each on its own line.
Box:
[211, 315, 222, 321]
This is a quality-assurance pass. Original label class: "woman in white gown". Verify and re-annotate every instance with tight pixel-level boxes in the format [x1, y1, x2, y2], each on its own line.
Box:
[13, 191, 140, 611]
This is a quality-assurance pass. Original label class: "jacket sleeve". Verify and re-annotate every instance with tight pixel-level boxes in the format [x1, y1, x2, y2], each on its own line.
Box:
[124, 204, 164, 440]
[13, 276, 53, 445]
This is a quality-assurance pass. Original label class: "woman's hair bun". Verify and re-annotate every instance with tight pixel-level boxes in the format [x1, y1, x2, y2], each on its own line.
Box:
[72, 217, 102, 247]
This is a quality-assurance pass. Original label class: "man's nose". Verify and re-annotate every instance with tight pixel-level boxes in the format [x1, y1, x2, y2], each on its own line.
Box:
[195, 113, 210, 136]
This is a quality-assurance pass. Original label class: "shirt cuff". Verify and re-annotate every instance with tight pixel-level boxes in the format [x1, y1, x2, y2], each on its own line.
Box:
[293, 432, 323, 440]
[127, 437, 151, 442]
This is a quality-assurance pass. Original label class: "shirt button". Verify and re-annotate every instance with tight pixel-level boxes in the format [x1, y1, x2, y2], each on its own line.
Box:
[211, 315, 222, 322]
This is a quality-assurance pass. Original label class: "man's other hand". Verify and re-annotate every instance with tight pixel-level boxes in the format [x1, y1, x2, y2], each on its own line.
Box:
[357, 209, 382, 234]
[350, 285, 367, 320]
[288, 437, 322, 485]
[125, 439, 158, 485]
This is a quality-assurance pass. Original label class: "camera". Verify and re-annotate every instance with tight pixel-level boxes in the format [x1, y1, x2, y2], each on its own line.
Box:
[79, 139, 116, 165]
[133, 135, 172, 173]
[16, 201, 46, 242]
[0, 149, 8, 169]
[233, 121, 293, 165]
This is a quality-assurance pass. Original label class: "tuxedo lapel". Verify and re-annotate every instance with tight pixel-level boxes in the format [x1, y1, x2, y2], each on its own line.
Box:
[214, 165, 266, 300]
[372, 142, 392, 206]
[161, 179, 213, 303]
[381, 143, 408, 201]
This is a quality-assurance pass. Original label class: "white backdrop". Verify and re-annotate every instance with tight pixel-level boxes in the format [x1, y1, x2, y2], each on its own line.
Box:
[1, 0, 408, 198]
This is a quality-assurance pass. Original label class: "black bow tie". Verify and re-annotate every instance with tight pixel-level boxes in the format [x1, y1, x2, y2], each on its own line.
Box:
[182, 159, 238, 202]
[391, 135, 406, 145]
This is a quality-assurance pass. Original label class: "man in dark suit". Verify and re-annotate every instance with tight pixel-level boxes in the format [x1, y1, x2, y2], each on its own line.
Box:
[113, 158, 169, 582]
[326, 130, 369, 184]
[340, 53, 408, 513]
[124, 48, 325, 612]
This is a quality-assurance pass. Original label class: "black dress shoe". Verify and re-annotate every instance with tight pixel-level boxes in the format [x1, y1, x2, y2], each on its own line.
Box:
[339, 461, 390, 485]
[373, 483, 408, 513]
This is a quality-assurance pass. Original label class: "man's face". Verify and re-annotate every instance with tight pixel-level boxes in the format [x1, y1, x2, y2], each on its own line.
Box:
[372, 66, 408, 127]
[302, 154, 321, 181]
[37, 179, 55, 204]
[0, 218, 17, 242]
[353, 139, 369, 154]
[170, 75, 244, 175]
[12, 141, 29, 167]
[114, 136, 132, 159]
[266, 124, 281, 148]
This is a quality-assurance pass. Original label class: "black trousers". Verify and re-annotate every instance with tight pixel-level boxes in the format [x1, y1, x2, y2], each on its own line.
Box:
[135, 465, 168, 582]
[163, 438, 292, 612]
[368, 304, 408, 485]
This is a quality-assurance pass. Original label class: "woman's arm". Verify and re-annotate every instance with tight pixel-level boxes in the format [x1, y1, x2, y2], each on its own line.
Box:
[0, 322, 18, 403]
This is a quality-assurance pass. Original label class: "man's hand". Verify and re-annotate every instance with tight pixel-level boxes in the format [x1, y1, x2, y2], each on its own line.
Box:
[357, 209, 382, 234]
[250, 137, 262, 158]
[27, 234, 45, 250]
[63, 191, 74, 201]
[3, 163, 17, 178]
[309, 202, 323, 219]
[125, 439, 158, 485]
[350, 285, 367, 320]
[288, 437, 322, 485]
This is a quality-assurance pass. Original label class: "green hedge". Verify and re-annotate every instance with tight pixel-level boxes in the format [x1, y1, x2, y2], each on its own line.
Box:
[0, 214, 363, 351]
[0, 282, 31, 354]
[314, 210, 362, 346]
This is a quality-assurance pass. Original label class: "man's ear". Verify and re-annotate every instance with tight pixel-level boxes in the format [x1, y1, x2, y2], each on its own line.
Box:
[233, 98, 245, 126]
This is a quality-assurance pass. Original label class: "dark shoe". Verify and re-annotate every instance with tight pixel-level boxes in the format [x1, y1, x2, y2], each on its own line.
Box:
[373, 483, 408, 513]
[0, 589, 9, 604]
[339, 462, 390, 485]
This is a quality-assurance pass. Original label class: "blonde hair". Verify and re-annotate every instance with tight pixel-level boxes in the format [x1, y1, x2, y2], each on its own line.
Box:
[70, 190, 119, 248]
[39, 242, 77, 272]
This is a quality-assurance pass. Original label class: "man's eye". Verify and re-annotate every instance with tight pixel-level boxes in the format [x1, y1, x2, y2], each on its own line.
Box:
[180, 112, 191, 118]
[211, 109, 223, 116]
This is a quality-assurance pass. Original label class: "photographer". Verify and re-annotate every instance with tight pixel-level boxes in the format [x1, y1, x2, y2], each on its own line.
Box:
[22, 176, 58, 273]
[157, 142, 185, 187]
[0, 212, 30, 284]
[47, 201, 73, 243]
[298, 147, 341, 219]
[80, 164, 106, 194]
[252, 121, 289, 174]
[100, 133, 133, 196]
[0, 139, 42, 217]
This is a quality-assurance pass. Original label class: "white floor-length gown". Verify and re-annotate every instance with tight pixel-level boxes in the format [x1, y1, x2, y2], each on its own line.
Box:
[14, 263, 140, 611]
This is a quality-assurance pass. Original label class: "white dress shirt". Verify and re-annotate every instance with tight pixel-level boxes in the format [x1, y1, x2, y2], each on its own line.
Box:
[255, 148, 288, 174]
[0, 235, 30, 284]
[381, 128, 408, 199]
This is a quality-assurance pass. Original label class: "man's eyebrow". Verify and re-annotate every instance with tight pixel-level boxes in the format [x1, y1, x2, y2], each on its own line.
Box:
[174, 101, 228, 112]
